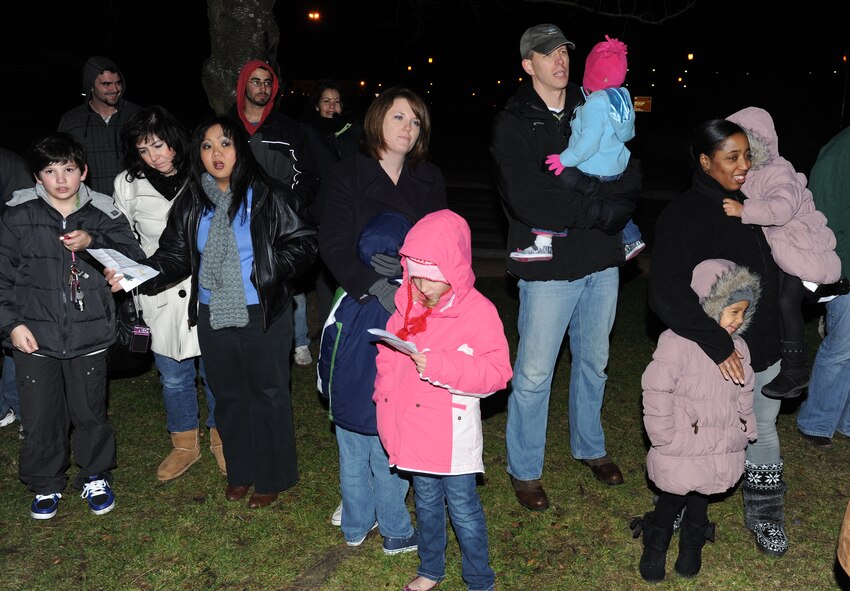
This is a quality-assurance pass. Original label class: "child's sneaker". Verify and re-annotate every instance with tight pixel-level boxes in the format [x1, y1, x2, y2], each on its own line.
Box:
[0, 409, 15, 427]
[80, 475, 115, 515]
[382, 528, 419, 555]
[624, 239, 646, 262]
[510, 244, 553, 262]
[31, 493, 62, 520]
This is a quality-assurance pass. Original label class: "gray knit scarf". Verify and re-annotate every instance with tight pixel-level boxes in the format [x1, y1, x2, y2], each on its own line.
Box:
[199, 173, 249, 329]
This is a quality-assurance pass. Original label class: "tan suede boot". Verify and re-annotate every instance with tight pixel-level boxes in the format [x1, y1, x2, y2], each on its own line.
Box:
[156, 429, 201, 481]
[209, 427, 227, 476]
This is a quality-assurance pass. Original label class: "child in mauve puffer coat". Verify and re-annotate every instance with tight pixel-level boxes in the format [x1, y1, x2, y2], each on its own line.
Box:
[631, 258, 760, 583]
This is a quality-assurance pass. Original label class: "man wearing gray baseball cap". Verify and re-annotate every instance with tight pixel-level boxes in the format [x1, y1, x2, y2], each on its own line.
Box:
[491, 24, 642, 511]
[519, 23, 576, 58]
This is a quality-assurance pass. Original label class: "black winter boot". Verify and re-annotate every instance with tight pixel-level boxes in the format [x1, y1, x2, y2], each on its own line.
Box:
[742, 460, 789, 557]
[761, 340, 809, 399]
[630, 512, 674, 582]
[674, 515, 716, 578]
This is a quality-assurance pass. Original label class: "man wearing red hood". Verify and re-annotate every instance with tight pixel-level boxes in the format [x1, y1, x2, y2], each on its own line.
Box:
[228, 59, 319, 207]
[229, 60, 321, 367]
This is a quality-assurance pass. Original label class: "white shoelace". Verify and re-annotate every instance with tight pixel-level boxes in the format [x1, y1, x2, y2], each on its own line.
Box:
[35, 493, 61, 502]
[81, 479, 109, 500]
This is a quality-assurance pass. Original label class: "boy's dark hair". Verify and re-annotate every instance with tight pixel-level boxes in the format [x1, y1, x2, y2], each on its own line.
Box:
[27, 132, 86, 176]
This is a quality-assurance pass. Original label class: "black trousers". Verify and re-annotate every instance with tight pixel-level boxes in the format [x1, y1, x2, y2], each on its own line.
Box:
[778, 271, 806, 343]
[15, 351, 114, 494]
[197, 304, 298, 494]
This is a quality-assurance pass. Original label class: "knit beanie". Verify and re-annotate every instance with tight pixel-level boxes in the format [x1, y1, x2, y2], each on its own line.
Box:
[582, 36, 628, 92]
[726, 287, 755, 307]
[82, 56, 122, 96]
[406, 257, 448, 284]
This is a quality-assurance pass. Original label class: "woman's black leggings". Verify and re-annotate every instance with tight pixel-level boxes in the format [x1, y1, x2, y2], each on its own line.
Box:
[778, 271, 805, 343]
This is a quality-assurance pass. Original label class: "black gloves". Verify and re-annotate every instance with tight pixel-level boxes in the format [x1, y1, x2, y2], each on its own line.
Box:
[368, 279, 399, 314]
[370, 253, 402, 278]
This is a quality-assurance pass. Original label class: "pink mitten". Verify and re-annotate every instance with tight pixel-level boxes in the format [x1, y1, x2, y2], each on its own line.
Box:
[545, 153, 565, 176]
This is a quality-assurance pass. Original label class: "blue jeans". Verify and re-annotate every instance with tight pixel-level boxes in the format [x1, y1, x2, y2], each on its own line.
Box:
[622, 219, 642, 245]
[506, 267, 619, 479]
[154, 353, 216, 432]
[293, 292, 310, 348]
[747, 361, 782, 465]
[335, 426, 414, 543]
[798, 294, 850, 438]
[412, 473, 495, 591]
[0, 351, 19, 418]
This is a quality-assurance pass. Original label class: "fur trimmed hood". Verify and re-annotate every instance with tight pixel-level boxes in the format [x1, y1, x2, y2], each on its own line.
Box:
[726, 106, 777, 171]
[690, 259, 760, 334]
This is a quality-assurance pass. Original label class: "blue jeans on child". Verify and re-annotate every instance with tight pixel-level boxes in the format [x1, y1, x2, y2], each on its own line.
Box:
[622, 218, 641, 245]
[153, 354, 216, 433]
[412, 473, 495, 591]
[335, 426, 415, 543]
[0, 351, 20, 419]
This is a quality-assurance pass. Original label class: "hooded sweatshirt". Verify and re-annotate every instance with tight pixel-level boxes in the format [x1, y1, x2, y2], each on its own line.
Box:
[228, 60, 319, 208]
[726, 107, 840, 284]
[643, 259, 759, 496]
[373, 209, 512, 475]
[559, 86, 635, 176]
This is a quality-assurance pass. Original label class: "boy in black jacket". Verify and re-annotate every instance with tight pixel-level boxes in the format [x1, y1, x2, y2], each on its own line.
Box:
[0, 133, 144, 519]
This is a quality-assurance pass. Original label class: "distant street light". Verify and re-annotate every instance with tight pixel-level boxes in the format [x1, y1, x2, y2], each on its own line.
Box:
[687, 53, 694, 60]
[308, 11, 320, 20]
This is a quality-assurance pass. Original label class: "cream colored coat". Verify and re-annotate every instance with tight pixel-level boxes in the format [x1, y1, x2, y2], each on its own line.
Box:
[113, 173, 200, 361]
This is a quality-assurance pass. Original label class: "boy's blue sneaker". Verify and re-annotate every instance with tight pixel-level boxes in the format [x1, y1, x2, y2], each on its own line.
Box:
[382, 528, 419, 555]
[80, 475, 115, 515]
[31, 493, 62, 520]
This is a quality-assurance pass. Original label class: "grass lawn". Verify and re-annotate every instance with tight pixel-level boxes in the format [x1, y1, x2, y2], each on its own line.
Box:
[1, 266, 848, 591]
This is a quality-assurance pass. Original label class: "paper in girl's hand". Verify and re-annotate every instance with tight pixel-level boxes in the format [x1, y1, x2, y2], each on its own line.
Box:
[367, 328, 419, 356]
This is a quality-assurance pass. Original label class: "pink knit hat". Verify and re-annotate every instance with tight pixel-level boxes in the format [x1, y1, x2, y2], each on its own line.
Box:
[582, 35, 628, 92]
[406, 257, 448, 284]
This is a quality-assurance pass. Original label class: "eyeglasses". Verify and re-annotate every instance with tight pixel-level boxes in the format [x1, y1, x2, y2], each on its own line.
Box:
[248, 79, 273, 88]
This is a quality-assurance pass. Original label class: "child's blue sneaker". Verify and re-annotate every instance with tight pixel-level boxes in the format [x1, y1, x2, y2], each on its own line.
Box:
[31, 493, 62, 520]
[80, 475, 115, 515]
[382, 528, 419, 555]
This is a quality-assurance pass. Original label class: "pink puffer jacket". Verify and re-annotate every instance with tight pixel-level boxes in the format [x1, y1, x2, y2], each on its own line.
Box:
[727, 107, 841, 283]
[643, 259, 758, 496]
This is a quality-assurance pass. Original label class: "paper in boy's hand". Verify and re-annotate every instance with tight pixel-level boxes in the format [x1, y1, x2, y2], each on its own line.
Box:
[87, 248, 159, 292]
[367, 328, 419, 356]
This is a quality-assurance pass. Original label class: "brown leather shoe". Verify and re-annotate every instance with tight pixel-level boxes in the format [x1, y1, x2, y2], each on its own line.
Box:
[225, 484, 250, 501]
[248, 492, 279, 509]
[510, 475, 550, 511]
[583, 457, 624, 485]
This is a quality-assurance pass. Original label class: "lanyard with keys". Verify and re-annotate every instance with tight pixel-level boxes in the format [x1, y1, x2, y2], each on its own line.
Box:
[69, 252, 88, 311]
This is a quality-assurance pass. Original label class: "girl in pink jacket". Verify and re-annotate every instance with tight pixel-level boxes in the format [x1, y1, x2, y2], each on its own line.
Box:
[631, 259, 759, 583]
[724, 107, 842, 399]
[374, 209, 512, 591]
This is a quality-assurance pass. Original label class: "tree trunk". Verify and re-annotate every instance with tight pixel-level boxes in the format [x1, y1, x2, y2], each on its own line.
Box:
[203, 0, 279, 116]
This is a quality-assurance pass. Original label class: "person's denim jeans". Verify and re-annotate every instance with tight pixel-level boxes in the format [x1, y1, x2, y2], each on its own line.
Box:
[293, 292, 310, 348]
[798, 294, 850, 438]
[506, 267, 619, 479]
[622, 219, 642, 244]
[747, 361, 782, 465]
[335, 426, 414, 543]
[412, 473, 495, 591]
[0, 351, 20, 418]
[154, 353, 216, 432]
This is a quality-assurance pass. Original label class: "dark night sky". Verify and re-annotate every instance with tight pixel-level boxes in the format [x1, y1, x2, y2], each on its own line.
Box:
[3, 1, 847, 181]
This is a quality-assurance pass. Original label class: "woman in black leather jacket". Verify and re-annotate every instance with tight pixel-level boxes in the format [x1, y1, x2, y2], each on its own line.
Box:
[107, 116, 318, 508]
